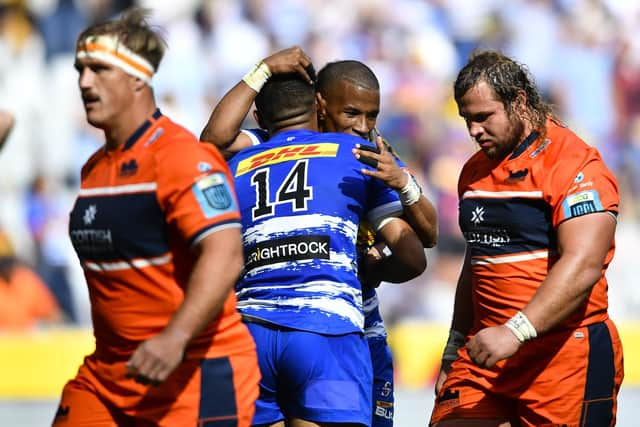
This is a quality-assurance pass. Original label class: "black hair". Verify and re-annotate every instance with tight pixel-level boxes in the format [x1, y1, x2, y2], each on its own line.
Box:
[316, 60, 379, 96]
[255, 66, 317, 127]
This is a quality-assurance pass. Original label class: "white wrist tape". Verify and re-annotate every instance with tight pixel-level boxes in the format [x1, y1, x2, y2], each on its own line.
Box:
[442, 329, 465, 362]
[242, 61, 272, 92]
[505, 311, 537, 343]
[398, 171, 422, 206]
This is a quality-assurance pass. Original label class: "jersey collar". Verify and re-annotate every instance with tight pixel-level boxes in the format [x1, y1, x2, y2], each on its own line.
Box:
[122, 108, 163, 151]
[509, 131, 539, 160]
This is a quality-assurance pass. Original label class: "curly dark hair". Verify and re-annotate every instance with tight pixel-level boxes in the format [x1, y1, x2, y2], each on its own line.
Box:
[454, 50, 556, 136]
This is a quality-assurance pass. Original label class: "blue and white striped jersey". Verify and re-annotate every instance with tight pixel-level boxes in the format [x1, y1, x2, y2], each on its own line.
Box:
[227, 129, 403, 335]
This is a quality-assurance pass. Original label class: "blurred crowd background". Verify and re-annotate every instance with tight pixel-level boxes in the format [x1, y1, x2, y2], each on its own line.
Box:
[0, 0, 639, 331]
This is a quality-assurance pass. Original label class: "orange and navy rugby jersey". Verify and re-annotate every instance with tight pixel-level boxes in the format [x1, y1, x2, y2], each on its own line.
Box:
[458, 120, 618, 331]
[68, 110, 251, 360]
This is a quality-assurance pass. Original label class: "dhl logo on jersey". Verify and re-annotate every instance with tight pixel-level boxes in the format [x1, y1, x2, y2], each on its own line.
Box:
[235, 143, 339, 176]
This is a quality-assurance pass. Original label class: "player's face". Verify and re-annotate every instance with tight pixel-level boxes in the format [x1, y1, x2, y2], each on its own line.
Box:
[319, 80, 380, 139]
[458, 81, 525, 160]
[75, 56, 135, 130]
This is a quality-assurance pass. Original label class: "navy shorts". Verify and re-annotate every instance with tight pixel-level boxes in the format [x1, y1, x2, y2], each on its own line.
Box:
[246, 321, 372, 426]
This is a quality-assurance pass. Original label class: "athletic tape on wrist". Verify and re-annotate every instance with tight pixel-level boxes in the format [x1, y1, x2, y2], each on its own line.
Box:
[242, 61, 272, 92]
[505, 311, 537, 343]
[442, 329, 465, 362]
[398, 171, 422, 206]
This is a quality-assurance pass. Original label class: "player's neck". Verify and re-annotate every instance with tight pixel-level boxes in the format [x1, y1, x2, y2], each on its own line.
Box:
[104, 100, 157, 150]
[270, 113, 318, 137]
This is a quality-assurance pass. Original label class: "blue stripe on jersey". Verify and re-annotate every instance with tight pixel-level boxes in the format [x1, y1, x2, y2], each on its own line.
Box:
[459, 197, 554, 258]
[199, 357, 238, 424]
[69, 192, 167, 262]
[123, 108, 162, 151]
[229, 129, 401, 335]
[580, 322, 615, 425]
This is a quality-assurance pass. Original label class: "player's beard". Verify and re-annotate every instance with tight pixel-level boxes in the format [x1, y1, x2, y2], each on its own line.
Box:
[484, 116, 525, 160]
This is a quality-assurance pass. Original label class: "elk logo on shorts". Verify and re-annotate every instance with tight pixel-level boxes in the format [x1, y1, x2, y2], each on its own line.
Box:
[437, 388, 460, 407]
[54, 405, 70, 419]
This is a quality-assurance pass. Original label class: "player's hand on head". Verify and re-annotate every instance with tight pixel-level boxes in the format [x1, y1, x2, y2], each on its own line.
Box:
[353, 134, 407, 190]
[262, 46, 314, 84]
[125, 331, 187, 386]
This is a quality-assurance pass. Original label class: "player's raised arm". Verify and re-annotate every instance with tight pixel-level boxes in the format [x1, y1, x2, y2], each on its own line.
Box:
[200, 46, 313, 159]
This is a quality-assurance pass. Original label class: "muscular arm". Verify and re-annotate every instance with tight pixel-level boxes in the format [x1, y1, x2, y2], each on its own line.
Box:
[401, 191, 438, 248]
[523, 212, 616, 333]
[126, 227, 244, 384]
[199, 81, 256, 159]
[0, 110, 15, 152]
[366, 217, 427, 284]
[200, 46, 313, 159]
[466, 212, 616, 369]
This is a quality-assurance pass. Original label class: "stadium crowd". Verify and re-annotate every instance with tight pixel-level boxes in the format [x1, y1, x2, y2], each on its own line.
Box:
[0, 0, 639, 329]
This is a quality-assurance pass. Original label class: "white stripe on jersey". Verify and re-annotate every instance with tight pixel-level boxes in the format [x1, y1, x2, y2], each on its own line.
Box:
[364, 321, 387, 338]
[471, 249, 549, 265]
[79, 182, 157, 196]
[237, 280, 364, 330]
[236, 280, 362, 301]
[240, 129, 264, 146]
[367, 200, 404, 231]
[462, 190, 543, 199]
[363, 291, 380, 316]
[243, 214, 358, 244]
[82, 253, 172, 271]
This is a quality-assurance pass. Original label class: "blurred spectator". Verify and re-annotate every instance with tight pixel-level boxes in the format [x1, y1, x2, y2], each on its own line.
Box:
[0, 229, 62, 330]
[25, 173, 77, 322]
[0, 109, 14, 150]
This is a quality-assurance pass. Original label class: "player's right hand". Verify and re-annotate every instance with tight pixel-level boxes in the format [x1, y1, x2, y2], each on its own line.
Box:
[262, 46, 314, 84]
[125, 331, 187, 386]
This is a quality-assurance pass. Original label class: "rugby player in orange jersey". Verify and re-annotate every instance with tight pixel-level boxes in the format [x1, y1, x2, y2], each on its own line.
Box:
[52, 7, 259, 427]
[431, 50, 623, 426]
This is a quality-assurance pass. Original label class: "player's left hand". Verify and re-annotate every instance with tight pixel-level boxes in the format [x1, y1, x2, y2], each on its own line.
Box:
[353, 134, 407, 190]
[465, 325, 522, 369]
[125, 331, 187, 386]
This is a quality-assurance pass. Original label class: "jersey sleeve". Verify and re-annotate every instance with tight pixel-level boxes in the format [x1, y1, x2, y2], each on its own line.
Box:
[365, 175, 403, 231]
[240, 128, 269, 145]
[155, 138, 241, 246]
[546, 149, 619, 227]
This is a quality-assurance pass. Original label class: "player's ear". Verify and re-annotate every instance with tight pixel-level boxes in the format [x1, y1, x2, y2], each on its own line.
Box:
[514, 89, 528, 115]
[315, 92, 327, 121]
[130, 76, 147, 92]
[253, 110, 266, 130]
